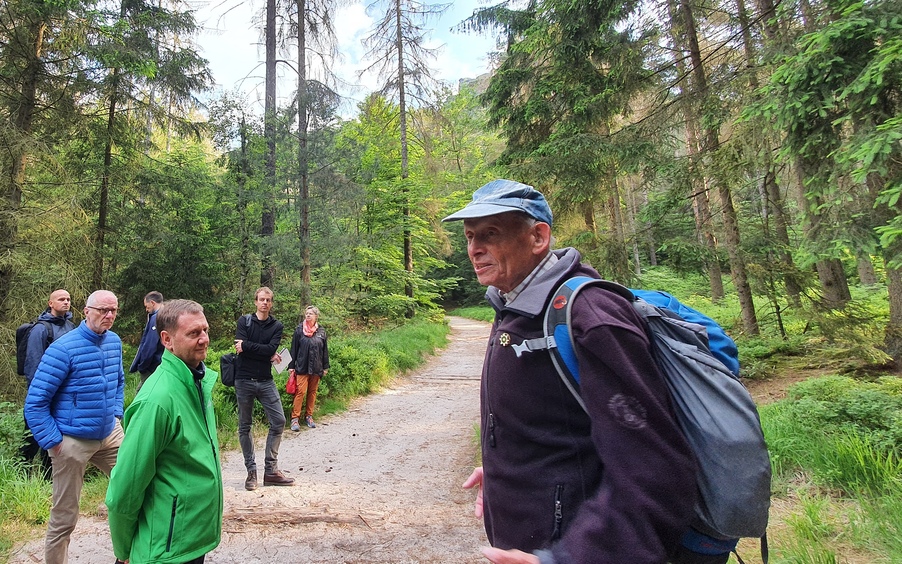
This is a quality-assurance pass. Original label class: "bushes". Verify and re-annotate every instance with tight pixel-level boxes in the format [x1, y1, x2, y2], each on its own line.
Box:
[761, 374, 902, 561]
[319, 319, 450, 401]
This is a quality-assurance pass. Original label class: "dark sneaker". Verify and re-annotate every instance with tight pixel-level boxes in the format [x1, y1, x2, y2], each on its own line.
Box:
[305, 415, 316, 428]
[290, 418, 301, 432]
[245, 470, 258, 491]
[263, 470, 295, 486]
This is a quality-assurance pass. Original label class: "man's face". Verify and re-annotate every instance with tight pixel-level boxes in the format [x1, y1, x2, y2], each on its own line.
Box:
[162, 312, 209, 369]
[464, 213, 544, 293]
[255, 292, 273, 316]
[84, 292, 118, 334]
[48, 290, 71, 317]
[144, 300, 156, 313]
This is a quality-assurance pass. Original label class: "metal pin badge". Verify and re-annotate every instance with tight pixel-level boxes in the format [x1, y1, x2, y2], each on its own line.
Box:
[499, 333, 511, 346]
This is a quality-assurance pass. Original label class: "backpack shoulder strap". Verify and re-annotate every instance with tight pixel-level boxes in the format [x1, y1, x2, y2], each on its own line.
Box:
[39, 320, 54, 347]
[543, 276, 636, 414]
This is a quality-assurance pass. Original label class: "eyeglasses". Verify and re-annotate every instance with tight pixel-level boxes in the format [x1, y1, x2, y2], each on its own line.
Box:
[86, 306, 119, 316]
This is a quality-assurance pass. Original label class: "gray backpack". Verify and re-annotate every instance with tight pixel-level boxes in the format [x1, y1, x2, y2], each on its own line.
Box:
[517, 276, 771, 562]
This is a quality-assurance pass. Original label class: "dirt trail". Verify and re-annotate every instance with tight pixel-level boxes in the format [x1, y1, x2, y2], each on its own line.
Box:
[9, 317, 492, 564]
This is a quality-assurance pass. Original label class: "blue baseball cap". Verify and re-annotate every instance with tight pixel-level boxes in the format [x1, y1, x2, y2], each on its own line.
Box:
[442, 179, 553, 226]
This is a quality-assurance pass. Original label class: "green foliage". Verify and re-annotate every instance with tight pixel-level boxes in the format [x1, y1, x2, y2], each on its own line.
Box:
[319, 319, 449, 400]
[0, 402, 23, 462]
[448, 307, 495, 323]
[763, 375, 902, 494]
[761, 373, 902, 562]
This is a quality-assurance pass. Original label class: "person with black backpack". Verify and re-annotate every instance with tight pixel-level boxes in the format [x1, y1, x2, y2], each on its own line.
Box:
[443, 180, 704, 564]
[19, 289, 76, 478]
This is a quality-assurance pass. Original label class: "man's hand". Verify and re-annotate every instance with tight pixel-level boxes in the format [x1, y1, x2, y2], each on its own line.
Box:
[481, 548, 540, 564]
[462, 466, 484, 518]
[234, 339, 243, 354]
[270, 352, 281, 364]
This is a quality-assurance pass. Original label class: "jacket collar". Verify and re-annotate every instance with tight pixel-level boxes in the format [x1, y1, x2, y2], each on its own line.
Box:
[486, 247, 584, 318]
[38, 308, 74, 325]
[76, 319, 108, 342]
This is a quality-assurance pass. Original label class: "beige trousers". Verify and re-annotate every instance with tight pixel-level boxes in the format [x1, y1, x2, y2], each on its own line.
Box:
[45, 420, 123, 564]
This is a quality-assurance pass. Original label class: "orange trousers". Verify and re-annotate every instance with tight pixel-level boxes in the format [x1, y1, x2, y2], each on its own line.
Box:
[291, 374, 321, 419]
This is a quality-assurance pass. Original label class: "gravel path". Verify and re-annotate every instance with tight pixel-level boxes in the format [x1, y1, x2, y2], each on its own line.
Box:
[9, 316, 491, 564]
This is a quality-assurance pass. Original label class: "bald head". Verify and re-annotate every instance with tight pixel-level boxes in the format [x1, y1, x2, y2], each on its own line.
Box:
[48, 289, 71, 317]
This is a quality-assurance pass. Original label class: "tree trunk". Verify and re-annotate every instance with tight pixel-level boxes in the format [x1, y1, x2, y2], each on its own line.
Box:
[793, 161, 851, 308]
[666, 0, 723, 300]
[865, 170, 902, 368]
[857, 256, 877, 286]
[261, 0, 277, 288]
[763, 170, 803, 305]
[237, 116, 251, 315]
[395, 0, 413, 303]
[297, 0, 311, 311]
[1, 18, 46, 320]
[95, 67, 121, 288]
[885, 264, 902, 370]
[681, 0, 757, 331]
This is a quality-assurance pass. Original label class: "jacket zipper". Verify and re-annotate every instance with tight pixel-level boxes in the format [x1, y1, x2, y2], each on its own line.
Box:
[194, 378, 218, 464]
[552, 485, 564, 540]
[166, 495, 178, 551]
[487, 413, 496, 448]
[486, 321, 499, 448]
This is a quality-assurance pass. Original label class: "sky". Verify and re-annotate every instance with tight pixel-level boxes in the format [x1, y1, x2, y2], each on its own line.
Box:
[192, 0, 500, 118]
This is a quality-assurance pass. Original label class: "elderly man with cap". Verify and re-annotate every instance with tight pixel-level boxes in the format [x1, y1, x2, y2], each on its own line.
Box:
[445, 180, 701, 564]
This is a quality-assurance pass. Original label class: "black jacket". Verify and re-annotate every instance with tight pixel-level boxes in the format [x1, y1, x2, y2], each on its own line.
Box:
[235, 314, 283, 380]
[288, 325, 329, 376]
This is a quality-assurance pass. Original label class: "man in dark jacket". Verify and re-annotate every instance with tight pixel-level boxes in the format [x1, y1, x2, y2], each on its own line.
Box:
[234, 286, 294, 490]
[443, 180, 698, 564]
[107, 299, 223, 564]
[129, 290, 164, 390]
[21, 289, 76, 477]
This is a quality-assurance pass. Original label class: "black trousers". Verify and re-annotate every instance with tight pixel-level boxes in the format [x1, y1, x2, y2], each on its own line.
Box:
[670, 545, 731, 564]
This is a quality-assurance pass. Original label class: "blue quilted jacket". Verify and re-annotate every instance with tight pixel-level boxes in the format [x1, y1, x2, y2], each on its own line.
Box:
[25, 321, 125, 450]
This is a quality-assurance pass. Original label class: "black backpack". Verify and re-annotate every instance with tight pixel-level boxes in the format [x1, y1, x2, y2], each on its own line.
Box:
[15, 320, 53, 376]
[220, 314, 253, 386]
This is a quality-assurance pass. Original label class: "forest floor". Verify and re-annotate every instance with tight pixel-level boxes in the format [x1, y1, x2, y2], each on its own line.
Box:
[7, 316, 814, 564]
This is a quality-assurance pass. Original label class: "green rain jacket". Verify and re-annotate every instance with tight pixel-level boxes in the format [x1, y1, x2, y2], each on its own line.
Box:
[106, 350, 223, 563]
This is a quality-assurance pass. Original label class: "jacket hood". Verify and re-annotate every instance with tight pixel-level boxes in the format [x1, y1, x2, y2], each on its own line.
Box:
[38, 309, 74, 325]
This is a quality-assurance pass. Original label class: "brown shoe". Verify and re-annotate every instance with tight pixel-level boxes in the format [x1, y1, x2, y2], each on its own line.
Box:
[245, 470, 258, 491]
[263, 470, 295, 486]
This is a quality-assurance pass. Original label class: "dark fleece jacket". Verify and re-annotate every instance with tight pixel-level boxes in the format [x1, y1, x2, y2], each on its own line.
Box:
[235, 314, 283, 381]
[480, 247, 697, 563]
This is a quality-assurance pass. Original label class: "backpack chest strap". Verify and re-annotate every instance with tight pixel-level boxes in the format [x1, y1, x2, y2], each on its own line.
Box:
[511, 336, 556, 358]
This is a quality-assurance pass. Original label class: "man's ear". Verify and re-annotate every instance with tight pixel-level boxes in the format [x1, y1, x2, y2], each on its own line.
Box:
[159, 330, 173, 351]
[532, 222, 552, 255]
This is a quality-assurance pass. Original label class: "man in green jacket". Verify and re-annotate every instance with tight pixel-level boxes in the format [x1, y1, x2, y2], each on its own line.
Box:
[106, 299, 223, 564]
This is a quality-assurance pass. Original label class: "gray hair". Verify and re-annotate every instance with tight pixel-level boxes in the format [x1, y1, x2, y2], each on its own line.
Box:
[86, 290, 117, 307]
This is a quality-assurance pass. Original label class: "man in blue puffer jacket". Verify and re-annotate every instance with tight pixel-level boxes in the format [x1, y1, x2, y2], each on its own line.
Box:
[25, 289, 126, 564]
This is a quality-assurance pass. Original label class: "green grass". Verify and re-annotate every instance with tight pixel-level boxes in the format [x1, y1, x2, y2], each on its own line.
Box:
[447, 306, 494, 323]
[761, 374, 902, 562]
